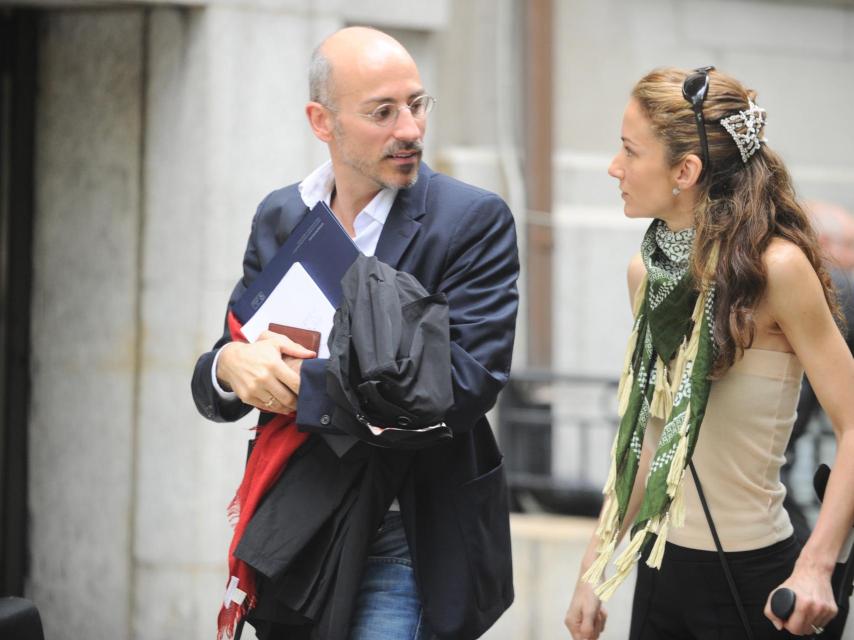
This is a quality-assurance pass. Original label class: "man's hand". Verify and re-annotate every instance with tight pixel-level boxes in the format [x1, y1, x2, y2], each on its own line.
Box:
[216, 330, 315, 413]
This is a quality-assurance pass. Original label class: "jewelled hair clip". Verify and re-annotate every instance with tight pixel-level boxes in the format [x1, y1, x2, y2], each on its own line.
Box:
[719, 98, 767, 163]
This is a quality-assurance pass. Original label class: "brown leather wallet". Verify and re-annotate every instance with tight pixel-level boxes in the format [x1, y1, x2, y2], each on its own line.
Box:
[268, 323, 321, 354]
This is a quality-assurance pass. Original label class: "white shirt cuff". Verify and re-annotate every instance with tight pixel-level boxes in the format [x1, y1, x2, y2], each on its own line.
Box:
[211, 346, 238, 401]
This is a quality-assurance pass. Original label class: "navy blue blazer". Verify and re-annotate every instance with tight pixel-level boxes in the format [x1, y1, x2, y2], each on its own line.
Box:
[192, 163, 519, 639]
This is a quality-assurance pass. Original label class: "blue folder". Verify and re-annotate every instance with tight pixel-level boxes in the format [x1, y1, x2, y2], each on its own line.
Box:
[232, 201, 361, 324]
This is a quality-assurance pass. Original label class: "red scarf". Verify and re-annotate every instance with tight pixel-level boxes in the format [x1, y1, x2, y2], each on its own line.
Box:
[216, 310, 310, 639]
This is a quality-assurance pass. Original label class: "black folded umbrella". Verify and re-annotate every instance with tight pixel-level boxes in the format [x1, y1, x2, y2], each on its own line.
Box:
[326, 255, 454, 448]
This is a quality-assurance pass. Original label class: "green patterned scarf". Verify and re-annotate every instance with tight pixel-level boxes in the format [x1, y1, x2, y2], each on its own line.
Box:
[583, 219, 717, 599]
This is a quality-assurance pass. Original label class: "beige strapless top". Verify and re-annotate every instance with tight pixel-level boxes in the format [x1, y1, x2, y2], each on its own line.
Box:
[644, 348, 803, 551]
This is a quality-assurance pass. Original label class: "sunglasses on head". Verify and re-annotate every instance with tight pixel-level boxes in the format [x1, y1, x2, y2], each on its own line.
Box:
[682, 65, 715, 176]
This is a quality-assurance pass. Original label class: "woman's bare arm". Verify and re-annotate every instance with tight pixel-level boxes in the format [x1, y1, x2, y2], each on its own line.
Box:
[762, 239, 854, 634]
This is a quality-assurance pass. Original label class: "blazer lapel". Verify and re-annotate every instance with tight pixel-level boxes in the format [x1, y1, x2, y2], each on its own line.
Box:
[374, 164, 431, 268]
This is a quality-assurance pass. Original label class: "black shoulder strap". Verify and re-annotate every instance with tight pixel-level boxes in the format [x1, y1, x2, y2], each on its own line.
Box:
[689, 460, 756, 640]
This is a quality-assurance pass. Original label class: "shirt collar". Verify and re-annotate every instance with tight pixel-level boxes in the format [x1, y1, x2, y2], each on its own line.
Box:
[298, 160, 397, 226]
[298, 160, 336, 209]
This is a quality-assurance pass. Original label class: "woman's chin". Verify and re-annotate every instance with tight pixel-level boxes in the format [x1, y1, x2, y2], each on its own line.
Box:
[622, 207, 651, 221]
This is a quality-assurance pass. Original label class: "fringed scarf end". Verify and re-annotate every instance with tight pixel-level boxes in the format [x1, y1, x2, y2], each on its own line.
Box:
[602, 463, 617, 498]
[617, 283, 645, 418]
[582, 534, 616, 586]
[594, 554, 636, 602]
[669, 481, 686, 528]
[617, 369, 634, 417]
[614, 524, 649, 573]
[595, 492, 620, 540]
[622, 322, 639, 376]
[649, 357, 672, 419]
[593, 521, 651, 600]
[645, 514, 670, 569]
[669, 339, 689, 398]
[666, 407, 691, 490]
[584, 492, 621, 586]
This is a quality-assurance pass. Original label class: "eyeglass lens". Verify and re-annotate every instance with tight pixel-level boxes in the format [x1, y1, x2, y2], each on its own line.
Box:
[370, 95, 434, 126]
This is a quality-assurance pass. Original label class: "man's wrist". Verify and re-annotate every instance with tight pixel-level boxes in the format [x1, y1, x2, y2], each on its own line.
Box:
[211, 344, 238, 400]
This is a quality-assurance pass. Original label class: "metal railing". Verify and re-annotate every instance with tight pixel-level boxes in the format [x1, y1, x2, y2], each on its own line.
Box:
[497, 369, 619, 516]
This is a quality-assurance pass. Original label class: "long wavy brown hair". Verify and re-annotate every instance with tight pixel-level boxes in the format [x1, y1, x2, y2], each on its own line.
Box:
[632, 67, 839, 376]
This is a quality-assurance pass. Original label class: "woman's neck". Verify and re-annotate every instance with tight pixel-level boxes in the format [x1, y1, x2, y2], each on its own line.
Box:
[658, 208, 694, 232]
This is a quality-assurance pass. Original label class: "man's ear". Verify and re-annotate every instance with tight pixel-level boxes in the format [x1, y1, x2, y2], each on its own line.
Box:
[674, 153, 704, 191]
[306, 101, 334, 143]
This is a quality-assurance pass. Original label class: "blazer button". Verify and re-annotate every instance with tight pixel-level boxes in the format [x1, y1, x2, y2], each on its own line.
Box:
[396, 416, 411, 427]
[320, 414, 331, 426]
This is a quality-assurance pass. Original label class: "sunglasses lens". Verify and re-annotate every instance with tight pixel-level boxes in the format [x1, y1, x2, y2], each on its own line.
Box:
[682, 66, 714, 176]
[683, 73, 709, 105]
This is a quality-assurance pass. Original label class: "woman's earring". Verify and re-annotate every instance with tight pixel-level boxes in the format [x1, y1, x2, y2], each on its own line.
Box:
[672, 187, 681, 196]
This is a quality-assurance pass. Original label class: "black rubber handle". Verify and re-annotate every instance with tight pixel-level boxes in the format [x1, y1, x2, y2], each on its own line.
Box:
[770, 587, 796, 620]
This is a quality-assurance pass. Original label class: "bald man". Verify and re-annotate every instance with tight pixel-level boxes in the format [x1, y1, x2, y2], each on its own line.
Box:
[192, 27, 519, 640]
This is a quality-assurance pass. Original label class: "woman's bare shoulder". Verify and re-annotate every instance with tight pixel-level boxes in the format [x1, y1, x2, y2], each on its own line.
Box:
[762, 237, 816, 285]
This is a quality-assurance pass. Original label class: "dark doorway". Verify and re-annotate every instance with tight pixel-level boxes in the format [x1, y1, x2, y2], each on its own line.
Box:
[0, 9, 37, 596]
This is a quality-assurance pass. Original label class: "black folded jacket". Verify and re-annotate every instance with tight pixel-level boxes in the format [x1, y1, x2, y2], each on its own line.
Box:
[326, 255, 454, 448]
[239, 437, 412, 640]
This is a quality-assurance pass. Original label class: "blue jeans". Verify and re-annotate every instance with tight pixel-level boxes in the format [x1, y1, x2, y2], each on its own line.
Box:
[348, 511, 434, 640]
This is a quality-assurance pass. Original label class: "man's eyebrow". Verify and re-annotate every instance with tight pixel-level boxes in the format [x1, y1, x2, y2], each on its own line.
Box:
[359, 90, 426, 107]
[621, 136, 636, 145]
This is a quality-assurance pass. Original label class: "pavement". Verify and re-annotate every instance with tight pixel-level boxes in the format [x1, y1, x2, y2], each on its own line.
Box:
[483, 514, 634, 640]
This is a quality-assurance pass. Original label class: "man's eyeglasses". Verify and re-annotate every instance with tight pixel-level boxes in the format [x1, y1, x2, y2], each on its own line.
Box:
[682, 66, 715, 176]
[329, 94, 436, 128]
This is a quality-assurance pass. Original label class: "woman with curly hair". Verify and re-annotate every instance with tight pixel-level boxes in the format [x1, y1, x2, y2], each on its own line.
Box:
[565, 67, 854, 639]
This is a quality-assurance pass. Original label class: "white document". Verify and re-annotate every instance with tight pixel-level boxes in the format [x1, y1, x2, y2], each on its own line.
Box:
[240, 261, 335, 358]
